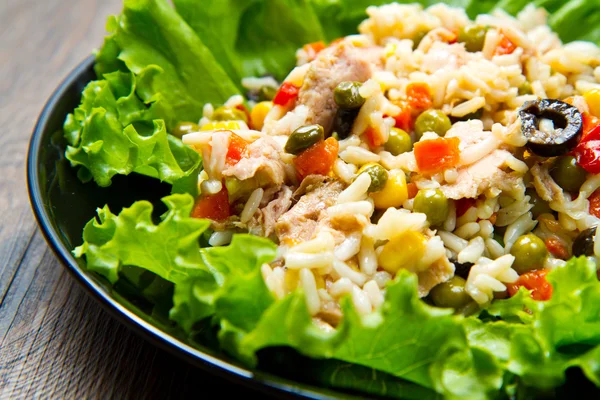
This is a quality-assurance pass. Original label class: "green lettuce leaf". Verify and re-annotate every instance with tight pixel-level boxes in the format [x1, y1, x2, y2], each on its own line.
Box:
[74, 193, 211, 283]
[105, 0, 239, 128]
[173, 0, 326, 83]
[64, 71, 200, 187]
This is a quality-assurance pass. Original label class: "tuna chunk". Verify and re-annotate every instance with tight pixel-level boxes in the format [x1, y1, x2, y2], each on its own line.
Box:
[530, 162, 563, 202]
[247, 185, 293, 237]
[223, 136, 286, 186]
[417, 257, 455, 297]
[276, 176, 345, 243]
[437, 150, 524, 199]
[297, 42, 381, 134]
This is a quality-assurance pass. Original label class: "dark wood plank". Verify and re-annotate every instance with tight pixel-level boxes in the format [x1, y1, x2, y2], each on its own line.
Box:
[0, 1, 276, 398]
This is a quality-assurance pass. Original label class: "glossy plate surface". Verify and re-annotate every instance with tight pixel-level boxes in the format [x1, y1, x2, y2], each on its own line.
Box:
[27, 56, 365, 400]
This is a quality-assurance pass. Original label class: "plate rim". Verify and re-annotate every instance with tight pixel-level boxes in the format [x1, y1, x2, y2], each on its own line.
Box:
[25, 55, 358, 400]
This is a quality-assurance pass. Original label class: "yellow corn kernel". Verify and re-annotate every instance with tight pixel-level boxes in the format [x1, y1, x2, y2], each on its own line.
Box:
[284, 269, 300, 292]
[584, 89, 600, 117]
[250, 101, 273, 131]
[377, 231, 427, 274]
[384, 43, 397, 58]
[314, 274, 326, 290]
[369, 169, 408, 209]
[200, 121, 241, 131]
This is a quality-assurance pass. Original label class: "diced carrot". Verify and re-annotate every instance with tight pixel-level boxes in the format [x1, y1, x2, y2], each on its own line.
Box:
[294, 137, 339, 180]
[389, 100, 413, 131]
[545, 237, 569, 260]
[273, 82, 300, 107]
[495, 32, 517, 56]
[406, 82, 432, 111]
[507, 270, 553, 301]
[407, 182, 418, 199]
[302, 41, 326, 61]
[414, 137, 461, 175]
[456, 198, 476, 217]
[225, 133, 248, 166]
[364, 126, 386, 149]
[191, 186, 231, 221]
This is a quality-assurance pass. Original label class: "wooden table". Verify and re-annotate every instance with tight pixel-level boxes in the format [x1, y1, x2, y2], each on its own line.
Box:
[0, 1, 274, 397]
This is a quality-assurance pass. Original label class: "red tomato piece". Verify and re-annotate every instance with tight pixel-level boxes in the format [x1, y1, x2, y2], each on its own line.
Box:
[273, 82, 300, 107]
[456, 198, 476, 217]
[414, 137, 461, 175]
[507, 270, 553, 301]
[225, 133, 248, 166]
[406, 82, 432, 111]
[545, 237, 569, 260]
[294, 137, 339, 180]
[588, 189, 600, 218]
[191, 186, 231, 221]
[581, 112, 600, 142]
[573, 140, 600, 174]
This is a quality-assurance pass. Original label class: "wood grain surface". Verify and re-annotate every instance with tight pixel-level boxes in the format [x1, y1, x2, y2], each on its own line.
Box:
[0, 1, 275, 398]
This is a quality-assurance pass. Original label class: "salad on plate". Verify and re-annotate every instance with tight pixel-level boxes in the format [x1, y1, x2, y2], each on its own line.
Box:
[64, 0, 600, 398]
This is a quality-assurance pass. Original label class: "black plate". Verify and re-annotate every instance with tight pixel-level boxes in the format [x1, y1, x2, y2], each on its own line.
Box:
[26, 56, 369, 400]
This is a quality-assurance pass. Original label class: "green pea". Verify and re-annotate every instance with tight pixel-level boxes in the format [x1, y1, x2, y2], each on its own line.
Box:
[430, 276, 471, 309]
[171, 121, 199, 138]
[550, 156, 587, 193]
[212, 106, 248, 123]
[526, 188, 552, 218]
[414, 110, 452, 140]
[334, 81, 365, 109]
[285, 124, 324, 155]
[413, 188, 449, 226]
[258, 85, 277, 101]
[384, 128, 412, 155]
[510, 234, 548, 274]
[358, 163, 388, 193]
[518, 81, 532, 95]
[458, 24, 488, 52]
[412, 30, 428, 49]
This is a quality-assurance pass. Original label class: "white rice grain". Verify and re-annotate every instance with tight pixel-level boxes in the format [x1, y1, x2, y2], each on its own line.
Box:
[454, 222, 481, 239]
[373, 271, 392, 288]
[504, 212, 537, 251]
[458, 236, 485, 263]
[352, 286, 372, 315]
[363, 280, 384, 309]
[358, 236, 378, 275]
[333, 260, 368, 286]
[300, 269, 321, 315]
[329, 277, 354, 297]
[334, 233, 362, 261]
[285, 252, 334, 270]
[438, 231, 469, 253]
[339, 146, 381, 165]
[337, 173, 371, 204]
[208, 231, 234, 247]
[327, 201, 374, 218]
[240, 188, 264, 223]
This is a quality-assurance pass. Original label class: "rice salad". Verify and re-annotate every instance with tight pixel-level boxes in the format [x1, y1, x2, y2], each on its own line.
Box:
[179, 3, 600, 324]
[66, 0, 600, 397]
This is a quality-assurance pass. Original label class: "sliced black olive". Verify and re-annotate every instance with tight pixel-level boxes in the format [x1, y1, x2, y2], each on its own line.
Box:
[452, 260, 473, 279]
[333, 108, 359, 140]
[519, 99, 582, 157]
[572, 226, 596, 257]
